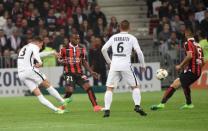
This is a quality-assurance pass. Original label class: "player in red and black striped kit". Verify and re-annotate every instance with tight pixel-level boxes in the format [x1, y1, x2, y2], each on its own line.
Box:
[151, 30, 205, 110]
[58, 34, 103, 112]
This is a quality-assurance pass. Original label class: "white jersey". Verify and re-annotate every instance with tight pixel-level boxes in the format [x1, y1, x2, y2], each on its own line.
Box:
[101, 32, 145, 71]
[17, 43, 42, 72]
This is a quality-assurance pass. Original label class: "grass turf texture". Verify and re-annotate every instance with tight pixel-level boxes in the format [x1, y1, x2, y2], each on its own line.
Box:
[0, 89, 207, 131]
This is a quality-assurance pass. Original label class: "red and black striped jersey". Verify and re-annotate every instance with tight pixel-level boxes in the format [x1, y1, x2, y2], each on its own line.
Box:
[184, 38, 204, 76]
[59, 43, 86, 74]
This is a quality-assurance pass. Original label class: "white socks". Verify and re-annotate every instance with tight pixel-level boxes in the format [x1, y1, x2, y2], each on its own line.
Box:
[132, 88, 141, 106]
[104, 90, 113, 110]
[37, 95, 58, 111]
[47, 86, 64, 103]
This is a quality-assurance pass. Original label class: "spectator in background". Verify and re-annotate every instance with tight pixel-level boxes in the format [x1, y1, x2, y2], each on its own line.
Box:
[200, 10, 208, 36]
[7, 28, 22, 52]
[185, 12, 200, 35]
[178, 0, 190, 21]
[11, 1, 23, 22]
[56, 10, 67, 27]
[80, 20, 91, 39]
[194, 3, 206, 23]
[34, 18, 46, 36]
[53, 28, 65, 51]
[0, 3, 5, 16]
[41, 36, 57, 67]
[27, 8, 40, 28]
[19, 18, 30, 38]
[170, 14, 184, 32]
[152, 0, 162, 17]
[0, 29, 8, 53]
[39, 1, 50, 18]
[88, 4, 107, 28]
[199, 31, 208, 62]
[158, 23, 171, 45]
[108, 16, 119, 37]
[93, 17, 107, 37]
[89, 36, 107, 86]
[156, 16, 170, 37]
[3, 18, 17, 38]
[45, 9, 57, 32]
[177, 24, 186, 43]
[65, 17, 76, 37]
[146, 0, 155, 17]
[158, 1, 169, 19]
[164, 31, 180, 71]
[73, 6, 87, 29]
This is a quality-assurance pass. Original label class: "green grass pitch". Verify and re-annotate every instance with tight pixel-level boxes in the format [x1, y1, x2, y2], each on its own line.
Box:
[0, 89, 207, 131]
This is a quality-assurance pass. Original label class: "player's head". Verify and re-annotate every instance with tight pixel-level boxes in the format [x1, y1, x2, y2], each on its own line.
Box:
[33, 36, 44, 49]
[70, 33, 80, 46]
[185, 29, 194, 39]
[120, 20, 130, 32]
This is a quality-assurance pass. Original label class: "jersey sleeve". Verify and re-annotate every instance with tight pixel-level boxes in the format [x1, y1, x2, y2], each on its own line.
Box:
[59, 48, 65, 59]
[82, 47, 87, 60]
[39, 51, 55, 57]
[101, 37, 113, 64]
[33, 46, 42, 64]
[132, 37, 146, 68]
[184, 41, 193, 52]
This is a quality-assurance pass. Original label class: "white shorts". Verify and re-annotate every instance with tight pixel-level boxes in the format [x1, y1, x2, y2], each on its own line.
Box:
[106, 70, 139, 87]
[18, 68, 46, 92]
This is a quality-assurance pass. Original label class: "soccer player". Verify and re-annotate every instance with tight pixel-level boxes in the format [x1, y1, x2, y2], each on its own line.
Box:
[151, 30, 204, 110]
[101, 20, 147, 117]
[58, 34, 103, 112]
[18, 36, 70, 114]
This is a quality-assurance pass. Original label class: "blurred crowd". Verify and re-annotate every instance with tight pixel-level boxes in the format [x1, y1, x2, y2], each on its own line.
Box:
[147, 0, 208, 71]
[0, 0, 122, 85]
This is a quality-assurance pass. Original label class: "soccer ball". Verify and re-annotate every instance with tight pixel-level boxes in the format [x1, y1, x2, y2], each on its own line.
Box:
[156, 69, 168, 80]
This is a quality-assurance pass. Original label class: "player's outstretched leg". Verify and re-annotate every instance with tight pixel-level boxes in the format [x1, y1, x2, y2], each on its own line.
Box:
[33, 87, 65, 114]
[151, 78, 180, 110]
[42, 80, 72, 106]
[103, 87, 113, 117]
[132, 87, 147, 116]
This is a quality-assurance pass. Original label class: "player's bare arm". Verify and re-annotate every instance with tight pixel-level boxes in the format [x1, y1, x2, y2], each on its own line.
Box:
[83, 59, 99, 79]
[176, 51, 192, 71]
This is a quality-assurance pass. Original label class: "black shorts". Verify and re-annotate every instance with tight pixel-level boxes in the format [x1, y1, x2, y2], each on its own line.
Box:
[179, 71, 199, 88]
[64, 73, 89, 87]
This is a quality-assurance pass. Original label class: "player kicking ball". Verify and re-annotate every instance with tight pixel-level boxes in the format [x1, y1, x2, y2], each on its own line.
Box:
[101, 20, 147, 117]
[18, 36, 71, 114]
[151, 30, 204, 110]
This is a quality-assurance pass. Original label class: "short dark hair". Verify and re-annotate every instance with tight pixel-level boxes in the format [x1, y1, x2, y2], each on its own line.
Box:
[33, 36, 43, 42]
[120, 20, 130, 31]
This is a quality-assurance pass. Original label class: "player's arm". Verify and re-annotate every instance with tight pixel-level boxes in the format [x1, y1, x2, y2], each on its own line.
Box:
[101, 37, 113, 65]
[176, 41, 192, 71]
[176, 51, 192, 71]
[82, 48, 99, 79]
[57, 48, 67, 65]
[39, 50, 57, 58]
[33, 46, 43, 68]
[133, 37, 146, 71]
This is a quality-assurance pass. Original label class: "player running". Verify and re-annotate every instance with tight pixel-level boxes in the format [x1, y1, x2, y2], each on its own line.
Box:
[18, 36, 70, 114]
[58, 34, 103, 112]
[151, 30, 204, 110]
[101, 20, 147, 117]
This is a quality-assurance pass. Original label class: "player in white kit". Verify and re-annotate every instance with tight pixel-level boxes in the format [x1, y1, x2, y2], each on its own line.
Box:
[101, 20, 147, 117]
[18, 36, 70, 114]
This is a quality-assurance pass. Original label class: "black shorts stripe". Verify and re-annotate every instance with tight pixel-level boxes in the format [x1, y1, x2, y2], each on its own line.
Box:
[130, 66, 138, 86]
[33, 69, 44, 81]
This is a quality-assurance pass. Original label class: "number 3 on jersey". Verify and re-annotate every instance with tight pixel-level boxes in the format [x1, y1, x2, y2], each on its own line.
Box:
[117, 42, 124, 53]
[20, 48, 26, 56]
